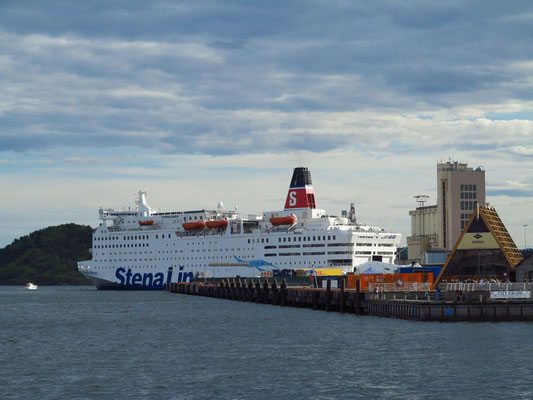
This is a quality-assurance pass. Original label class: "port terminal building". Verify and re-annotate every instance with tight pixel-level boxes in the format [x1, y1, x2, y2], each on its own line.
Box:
[434, 204, 523, 284]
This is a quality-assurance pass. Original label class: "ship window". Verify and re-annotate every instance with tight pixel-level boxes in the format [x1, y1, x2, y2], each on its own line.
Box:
[262, 239, 264, 243]
[156, 235, 158, 239]
[248, 239, 250, 243]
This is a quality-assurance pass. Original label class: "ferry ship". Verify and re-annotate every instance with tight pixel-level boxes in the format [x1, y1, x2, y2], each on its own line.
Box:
[78, 167, 401, 289]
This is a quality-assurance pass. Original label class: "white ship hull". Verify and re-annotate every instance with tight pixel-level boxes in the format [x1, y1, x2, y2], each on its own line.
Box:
[78, 168, 401, 289]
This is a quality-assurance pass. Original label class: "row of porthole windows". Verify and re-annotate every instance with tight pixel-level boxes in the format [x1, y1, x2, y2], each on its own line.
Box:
[94, 259, 336, 268]
[96, 235, 150, 241]
[94, 251, 150, 257]
[96, 255, 254, 262]
[248, 238, 269, 244]
[265, 251, 360, 256]
[95, 243, 149, 249]
[95, 233, 172, 242]
[279, 235, 336, 243]
[183, 215, 204, 221]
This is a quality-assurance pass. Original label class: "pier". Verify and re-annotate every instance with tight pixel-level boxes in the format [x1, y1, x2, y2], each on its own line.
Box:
[165, 279, 533, 322]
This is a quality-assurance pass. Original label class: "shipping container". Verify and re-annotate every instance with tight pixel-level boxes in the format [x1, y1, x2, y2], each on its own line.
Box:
[347, 272, 434, 291]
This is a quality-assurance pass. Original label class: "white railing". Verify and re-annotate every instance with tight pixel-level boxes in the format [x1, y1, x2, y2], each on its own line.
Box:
[368, 282, 431, 293]
[445, 282, 533, 292]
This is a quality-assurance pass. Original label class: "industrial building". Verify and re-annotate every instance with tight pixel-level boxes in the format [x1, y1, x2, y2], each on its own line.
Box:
[407, 160, 486, 263]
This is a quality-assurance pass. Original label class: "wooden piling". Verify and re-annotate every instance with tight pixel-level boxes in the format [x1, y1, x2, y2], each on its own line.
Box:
[164, 281, 533, 322]
[339, 279, 346, 313]
[280, 279, 287, 307]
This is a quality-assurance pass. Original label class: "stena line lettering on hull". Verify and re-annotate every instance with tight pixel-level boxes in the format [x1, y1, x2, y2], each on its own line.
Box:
[77, 167, 401, 290]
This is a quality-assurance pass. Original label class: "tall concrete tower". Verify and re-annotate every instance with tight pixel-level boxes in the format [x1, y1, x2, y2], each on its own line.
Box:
[436, 160, 486, 251]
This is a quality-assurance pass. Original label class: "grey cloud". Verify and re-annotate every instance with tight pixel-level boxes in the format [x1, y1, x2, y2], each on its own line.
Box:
[1, 1, 533, 156]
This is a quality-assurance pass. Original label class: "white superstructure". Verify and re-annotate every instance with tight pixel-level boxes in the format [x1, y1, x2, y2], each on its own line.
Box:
[78, 167, 401, 289]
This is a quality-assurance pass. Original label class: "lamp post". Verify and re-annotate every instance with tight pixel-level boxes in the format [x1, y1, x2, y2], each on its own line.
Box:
[523, 224, 528, 249]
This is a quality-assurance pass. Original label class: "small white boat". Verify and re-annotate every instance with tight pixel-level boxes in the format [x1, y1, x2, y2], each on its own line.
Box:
[25, 282, 38, 290]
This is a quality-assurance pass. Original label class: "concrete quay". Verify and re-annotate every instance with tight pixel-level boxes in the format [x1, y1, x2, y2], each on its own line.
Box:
[164, 279, 533, 322]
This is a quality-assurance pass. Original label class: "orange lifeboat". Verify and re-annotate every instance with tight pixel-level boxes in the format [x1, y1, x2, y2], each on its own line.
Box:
[138, 219, 154, 226]
[182, 221, 206, 230]
[206, 220, 228, 229]
[269, 214, 297, 226]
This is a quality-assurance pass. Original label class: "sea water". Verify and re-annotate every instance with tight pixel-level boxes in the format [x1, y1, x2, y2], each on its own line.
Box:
[1, 286, 532, 400]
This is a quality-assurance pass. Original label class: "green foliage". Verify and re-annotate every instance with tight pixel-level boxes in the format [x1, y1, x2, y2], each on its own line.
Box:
[0, 224, 93, 285]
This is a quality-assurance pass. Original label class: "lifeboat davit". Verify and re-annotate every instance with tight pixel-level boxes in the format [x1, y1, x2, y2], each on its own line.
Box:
[182, 221, 206, 230]
[206, 220, 228, 229]
[138, 219, 154, 226]
[270, 214, 297, 226]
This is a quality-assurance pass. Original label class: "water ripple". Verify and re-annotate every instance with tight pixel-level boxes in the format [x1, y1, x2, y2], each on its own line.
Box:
[1, 286, 532, 399]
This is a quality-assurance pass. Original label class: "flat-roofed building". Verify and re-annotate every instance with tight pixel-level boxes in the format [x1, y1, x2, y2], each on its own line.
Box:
[407, 160, 486, 263]
[436, 160, 486, 251]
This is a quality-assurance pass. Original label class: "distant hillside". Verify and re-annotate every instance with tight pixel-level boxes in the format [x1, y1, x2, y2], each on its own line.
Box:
[0, 223, 93, 285]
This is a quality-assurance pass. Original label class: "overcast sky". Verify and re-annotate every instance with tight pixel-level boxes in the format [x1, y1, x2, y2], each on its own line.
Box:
[1, 0, 532, 249]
